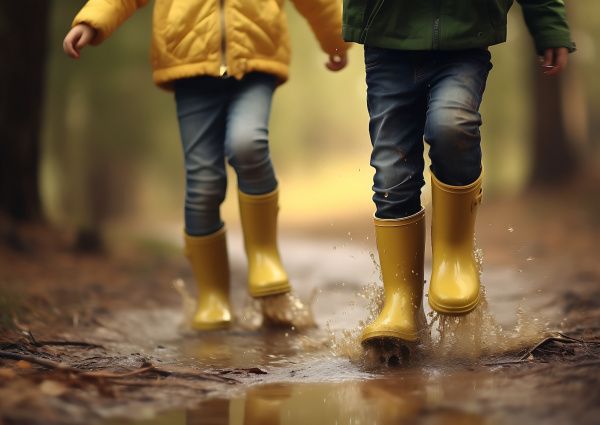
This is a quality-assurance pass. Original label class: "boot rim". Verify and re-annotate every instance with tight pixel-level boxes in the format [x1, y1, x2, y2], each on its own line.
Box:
[431, 169, 483, 193]
[238, 188, 279, 204]
[373, 208, 425, 227]
[184, 226, 226, 246]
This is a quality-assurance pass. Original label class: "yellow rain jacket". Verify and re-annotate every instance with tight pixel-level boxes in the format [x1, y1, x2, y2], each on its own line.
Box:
[73, 0, 348, 88]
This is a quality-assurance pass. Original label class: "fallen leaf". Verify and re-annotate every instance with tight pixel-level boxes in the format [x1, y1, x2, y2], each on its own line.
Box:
[16, 360, 32, 369]
[39, 380, 68, 397]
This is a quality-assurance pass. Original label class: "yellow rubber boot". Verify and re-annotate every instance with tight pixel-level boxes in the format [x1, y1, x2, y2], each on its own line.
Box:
[184, 227, 231, 330]
[361, 209, 426, 344]
[429, 172, 483, 314]
[238, 189, 291, 298]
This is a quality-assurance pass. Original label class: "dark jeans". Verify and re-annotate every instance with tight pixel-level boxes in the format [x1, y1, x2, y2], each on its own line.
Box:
[365, 46, 492, 219]
[174, 73, 278, 236]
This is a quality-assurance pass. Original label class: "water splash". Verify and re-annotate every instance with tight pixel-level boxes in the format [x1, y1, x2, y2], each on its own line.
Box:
[331, 284, 547, 368]
[330, 244, 548, 368]
[174, 240, 548, 368]
[172, 279, 315, 331]
[237, 297, 264, 330]
[172, 279, 196, 330]
[426, 289, 500, 361]
[329, 281, 384, 364]
[260, 292, 317, 330]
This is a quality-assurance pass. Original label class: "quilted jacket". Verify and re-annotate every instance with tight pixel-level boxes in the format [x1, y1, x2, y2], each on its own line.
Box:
[73, 0, 348, 88]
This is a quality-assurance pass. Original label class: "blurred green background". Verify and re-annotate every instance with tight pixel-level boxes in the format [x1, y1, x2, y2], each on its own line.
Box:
[38, 1, 599, 243]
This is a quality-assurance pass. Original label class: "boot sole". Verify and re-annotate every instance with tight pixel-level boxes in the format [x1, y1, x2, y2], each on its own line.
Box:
[249, 281, 291, 298]
[361, 335, 418, 366]
[428, 290, 481, 315]
[191, 319, 231, 331]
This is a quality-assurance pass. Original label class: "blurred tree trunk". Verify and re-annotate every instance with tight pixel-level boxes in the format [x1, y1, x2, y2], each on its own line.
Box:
[0, 2, 50, 221]
[529, 0, 585, 188]
[529, 69, 579, 187]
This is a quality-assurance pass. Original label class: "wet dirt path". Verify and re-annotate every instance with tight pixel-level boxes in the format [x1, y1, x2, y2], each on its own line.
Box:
[1, 211, 599, 425]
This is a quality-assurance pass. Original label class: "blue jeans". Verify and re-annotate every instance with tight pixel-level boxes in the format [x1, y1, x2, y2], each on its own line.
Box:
[174, 73, 278, 236]
[365, 47, 492, 219]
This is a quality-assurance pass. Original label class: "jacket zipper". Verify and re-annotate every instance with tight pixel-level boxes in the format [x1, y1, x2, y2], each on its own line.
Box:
[219, 0, 228, 77]
[432, 0, 441, 49]
[359, 0, 385, 43]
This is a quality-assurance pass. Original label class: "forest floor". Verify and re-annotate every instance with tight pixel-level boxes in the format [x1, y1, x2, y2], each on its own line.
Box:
[1, 181, 599, 425]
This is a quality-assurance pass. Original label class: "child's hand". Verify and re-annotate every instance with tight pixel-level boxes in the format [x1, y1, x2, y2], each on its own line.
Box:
[63, 24, 96, 59]
[540, 47, 569, 76]
[325, 51, 347, 72]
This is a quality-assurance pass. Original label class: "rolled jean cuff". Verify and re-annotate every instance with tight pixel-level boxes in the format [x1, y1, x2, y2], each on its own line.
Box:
[237, 174, 278, 195]
[374, 195, 422, 220]
[185, 208, 224, 237]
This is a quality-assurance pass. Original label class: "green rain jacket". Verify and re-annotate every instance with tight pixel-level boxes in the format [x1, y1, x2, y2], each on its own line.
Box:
[342, 0, 575, 53]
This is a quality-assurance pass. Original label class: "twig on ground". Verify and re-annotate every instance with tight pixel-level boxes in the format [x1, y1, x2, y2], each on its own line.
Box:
[484, 333, 600, 366]
[0, 350, 80, 372]
[517, 335, 576, 361]
[83, 366, 156, 379]
[35, 340, 104, 349]
[22, 329, 104, 349]
[0, 350, 238, 384]
[557, 332, 600, 345]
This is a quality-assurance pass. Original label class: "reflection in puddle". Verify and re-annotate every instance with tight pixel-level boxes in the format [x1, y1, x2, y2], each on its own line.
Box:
[105, 370, 510, 425]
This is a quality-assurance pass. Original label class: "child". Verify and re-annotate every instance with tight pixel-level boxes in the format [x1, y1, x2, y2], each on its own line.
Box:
[342, 1, 574, 345]
[64, 0, 348, 330]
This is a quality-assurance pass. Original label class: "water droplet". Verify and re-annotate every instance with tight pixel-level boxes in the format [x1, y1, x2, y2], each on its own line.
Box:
[526, 257, 534, 262]
[384, 192, 389, 198]
[508, 227, 514, 233]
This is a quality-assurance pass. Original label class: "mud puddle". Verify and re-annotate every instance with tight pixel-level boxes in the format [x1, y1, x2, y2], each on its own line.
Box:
[85, 235, 592, 425]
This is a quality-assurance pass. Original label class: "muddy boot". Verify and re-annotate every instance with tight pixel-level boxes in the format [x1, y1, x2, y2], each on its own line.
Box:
[185, 228, 231, 330]
[428, 172, 483, 314]
[238, 189, 291, 298]
[362, 209, 426, 345]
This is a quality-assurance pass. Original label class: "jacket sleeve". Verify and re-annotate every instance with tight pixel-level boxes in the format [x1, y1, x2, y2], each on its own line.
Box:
[516, 0, 575, 53]
[291, 0, 349, 55]
[72, 0, 148, 45]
